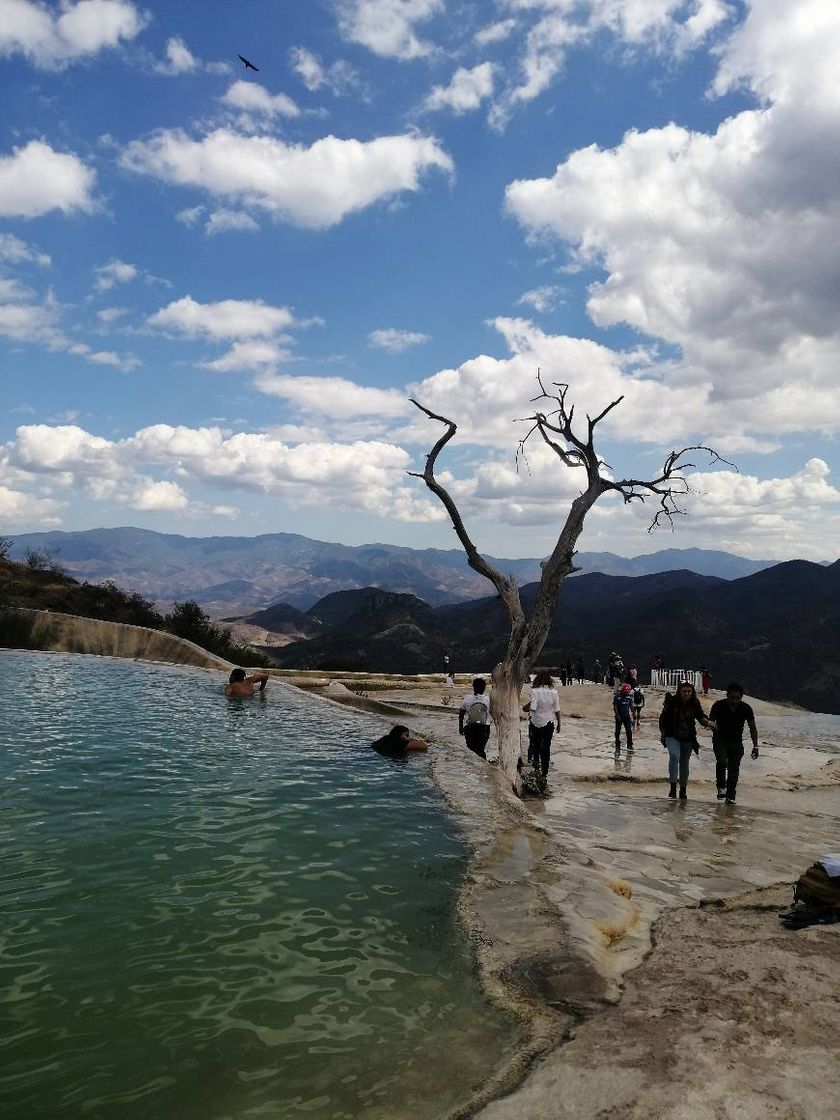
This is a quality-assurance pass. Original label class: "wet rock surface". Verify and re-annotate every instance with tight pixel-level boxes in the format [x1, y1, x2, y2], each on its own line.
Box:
[363, 680, 840, 1119]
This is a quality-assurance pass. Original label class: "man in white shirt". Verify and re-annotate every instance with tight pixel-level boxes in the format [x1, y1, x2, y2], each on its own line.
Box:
[524, 671, 561, 778]
[458, 677, 491, 759]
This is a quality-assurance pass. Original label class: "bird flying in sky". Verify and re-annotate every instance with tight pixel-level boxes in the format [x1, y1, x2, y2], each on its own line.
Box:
[238, 54, 259, 72]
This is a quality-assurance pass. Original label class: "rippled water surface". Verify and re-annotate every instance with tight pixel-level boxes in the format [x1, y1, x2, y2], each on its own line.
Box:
[0, 652, 514, 1120]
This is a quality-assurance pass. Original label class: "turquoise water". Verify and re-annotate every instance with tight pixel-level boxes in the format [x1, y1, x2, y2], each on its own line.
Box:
[0, 652, 514, 1120]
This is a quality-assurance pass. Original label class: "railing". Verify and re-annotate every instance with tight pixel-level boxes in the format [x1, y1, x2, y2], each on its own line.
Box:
[650, 669, 703, 691]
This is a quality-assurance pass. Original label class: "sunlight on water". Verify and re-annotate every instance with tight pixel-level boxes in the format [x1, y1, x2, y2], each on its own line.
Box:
[0, 652, 514, 1120]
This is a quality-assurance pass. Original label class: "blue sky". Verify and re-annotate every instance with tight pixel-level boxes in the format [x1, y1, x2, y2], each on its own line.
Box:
[1, 0, 838, 560]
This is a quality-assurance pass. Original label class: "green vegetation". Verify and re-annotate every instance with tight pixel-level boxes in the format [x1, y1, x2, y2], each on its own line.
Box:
[0, 557, 266, 666]
[165, 600, 268, 666]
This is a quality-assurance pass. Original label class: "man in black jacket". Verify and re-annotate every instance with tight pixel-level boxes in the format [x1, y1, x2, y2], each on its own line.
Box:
[709, 683, 759, 804]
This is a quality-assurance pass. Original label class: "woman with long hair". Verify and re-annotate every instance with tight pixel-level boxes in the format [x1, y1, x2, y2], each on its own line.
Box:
[524, 671, 561, 780]
[658, 680, 716, 800]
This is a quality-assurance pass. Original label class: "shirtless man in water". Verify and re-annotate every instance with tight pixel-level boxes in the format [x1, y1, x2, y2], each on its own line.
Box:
[224, 667, 269, 697]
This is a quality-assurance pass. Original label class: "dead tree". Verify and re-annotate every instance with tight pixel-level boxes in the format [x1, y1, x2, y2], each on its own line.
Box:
[410, 372, 731, 793]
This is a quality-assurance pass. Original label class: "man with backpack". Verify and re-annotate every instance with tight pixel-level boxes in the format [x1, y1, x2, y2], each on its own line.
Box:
[458, 677, 492, 759]
[613, 682, 635, 754]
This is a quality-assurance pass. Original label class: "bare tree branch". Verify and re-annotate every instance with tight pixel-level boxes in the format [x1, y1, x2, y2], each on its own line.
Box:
[409, 372, 734, 793]
[408, 399, 526, 636]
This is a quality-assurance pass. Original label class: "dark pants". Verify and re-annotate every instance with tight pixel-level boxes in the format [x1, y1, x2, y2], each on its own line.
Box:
[614, 712, 633, 750]
[464, 724, 491, 759]
[528, 722, 554, 777]
[714, 741, 744, 797]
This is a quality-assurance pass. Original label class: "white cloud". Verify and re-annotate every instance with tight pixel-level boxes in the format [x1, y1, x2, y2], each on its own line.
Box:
[12, 423, 115, 474]
[0, 140, 96, 218]
[368, 327, 430, 352]
[403, 316, 794, 454]
[120, 128, 453, 229]
[289, 46, 363, 96]
[3, 420, 443, 521]
[423, 62, 495, 115]
[176, 204, 204, 226]
[204, 208, 260, 236]
[132, 479, 189, 511]
[147, 296, 300, 341]
[221, 80, 300, 119]
[0, 0, 146, 67]
[0, 482, 63, 524]
[488, 0, 731, 128]
[0, 233, 51, 267]
[155, 35, 197, 74]
[474, 19, 516, 47]
[253, 373, 410, 418]
[97, 306, 129, 323]
[337, 0, 443, 60]
[94, 258, 138, 291]
[201, 339, 290, 372]
[516, 284, 561, 313]
[290, 45, 326, 90]
[500, 2, 840, 438]
[0, 294, 55, 343]
[0, 279, 137, 370]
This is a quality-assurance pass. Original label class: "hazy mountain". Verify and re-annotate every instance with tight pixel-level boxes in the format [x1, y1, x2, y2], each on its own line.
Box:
[231, 602, 323, 640]
[266, 563, 840, 714]
[8, 528, 784, 616]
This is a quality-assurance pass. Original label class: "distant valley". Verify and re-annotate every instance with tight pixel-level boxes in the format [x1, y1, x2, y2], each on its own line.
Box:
[8, 527, 782, 616]
[5, 528, 838, 713]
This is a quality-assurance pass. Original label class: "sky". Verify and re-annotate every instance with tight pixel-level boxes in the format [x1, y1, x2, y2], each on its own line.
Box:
[1, 0, 838, 561]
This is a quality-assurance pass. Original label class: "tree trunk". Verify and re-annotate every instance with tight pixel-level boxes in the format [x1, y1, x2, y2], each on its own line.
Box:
[490, 661, 527, 790]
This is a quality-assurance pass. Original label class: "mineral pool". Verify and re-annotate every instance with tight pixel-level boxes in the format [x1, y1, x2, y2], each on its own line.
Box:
[0, 651, 516, 1120]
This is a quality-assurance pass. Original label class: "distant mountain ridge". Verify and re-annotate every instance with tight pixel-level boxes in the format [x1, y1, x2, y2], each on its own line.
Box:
[7, 527, 785, 616]
[262, 563, 840, 714]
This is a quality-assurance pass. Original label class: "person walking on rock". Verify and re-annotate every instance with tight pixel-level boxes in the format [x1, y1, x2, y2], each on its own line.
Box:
[658, 681, 716, 800]
[632, 684, 645, 730]
[458, 677, 492, 760]
[709, 683, 759, 804]
[613, 683, 635, 754]
[524, 671, 561, 780]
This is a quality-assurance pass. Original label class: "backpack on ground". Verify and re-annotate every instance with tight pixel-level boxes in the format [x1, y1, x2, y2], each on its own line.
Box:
[781, 859, 840, 928]
[466, 700, 489, 726]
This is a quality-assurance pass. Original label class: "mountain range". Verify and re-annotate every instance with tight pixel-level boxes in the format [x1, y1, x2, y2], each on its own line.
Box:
[253, 562, 840, 715]
[7, 527, 784, 616]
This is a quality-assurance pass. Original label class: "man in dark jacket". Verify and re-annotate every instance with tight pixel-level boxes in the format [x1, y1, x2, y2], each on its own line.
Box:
[709, 683, 759, 804]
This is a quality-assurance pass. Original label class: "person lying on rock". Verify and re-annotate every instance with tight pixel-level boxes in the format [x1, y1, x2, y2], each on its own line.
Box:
[224, 667, 270, 697]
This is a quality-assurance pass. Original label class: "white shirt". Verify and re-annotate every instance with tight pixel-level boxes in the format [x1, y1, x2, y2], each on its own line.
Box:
[460, 692, 490, 713]
[529, 686, 560, 727]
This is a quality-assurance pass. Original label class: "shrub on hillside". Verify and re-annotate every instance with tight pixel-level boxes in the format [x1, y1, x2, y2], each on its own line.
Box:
[165, 600, 268, 666]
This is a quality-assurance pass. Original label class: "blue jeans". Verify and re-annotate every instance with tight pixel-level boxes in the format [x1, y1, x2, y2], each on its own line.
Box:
[665, 737, 694, 787]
